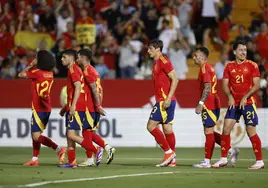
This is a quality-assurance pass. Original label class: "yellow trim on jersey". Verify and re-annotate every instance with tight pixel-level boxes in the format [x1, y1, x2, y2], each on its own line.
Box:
[32, 107, 45, 131]
[161, 88, 167, 99]
[159, 55, 167, 64]
[252, 102, 258, 115]
[203, 105, 217, 123]
[74, 112, 83, 127]
[85, 109, 95, 129]
[159, 101, 168, 123]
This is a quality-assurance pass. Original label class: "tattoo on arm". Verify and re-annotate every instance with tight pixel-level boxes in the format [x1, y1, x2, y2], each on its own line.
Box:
[200, 83, 211, 102]
[89, 82, 100, 105]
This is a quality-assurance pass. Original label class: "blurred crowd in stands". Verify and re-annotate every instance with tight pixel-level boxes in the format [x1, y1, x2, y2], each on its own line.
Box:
[0, 0, 268, 106]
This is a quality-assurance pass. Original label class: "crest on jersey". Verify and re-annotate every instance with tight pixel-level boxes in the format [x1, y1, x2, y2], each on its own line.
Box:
[243, 68, 248, 73]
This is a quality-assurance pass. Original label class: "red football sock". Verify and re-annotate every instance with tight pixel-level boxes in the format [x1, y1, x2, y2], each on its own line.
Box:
[250, 134, 263, 160]
[205, 133, 215, 159]
[165, 132, 176, 152]
[92, 132, 106, 148]
[86, 150, 93, 158]
[221, 134, 231, 157]
[68, 149, 76, 164]
[214, 131, 221, 146]
[150, 128, 170, 152]
[32, 139, 41, 157]
[38, 135, 58, 150]
[81, 130, 97, 153]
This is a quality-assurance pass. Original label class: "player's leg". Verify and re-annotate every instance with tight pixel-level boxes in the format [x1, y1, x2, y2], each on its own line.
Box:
[212, 107, 239, 168]
[24, 112, 66, 166]
[193, 108, 219, 168]
[162, 100, 176, 167]
[242, 105, 264, 169]
[91, 111, 115, 164]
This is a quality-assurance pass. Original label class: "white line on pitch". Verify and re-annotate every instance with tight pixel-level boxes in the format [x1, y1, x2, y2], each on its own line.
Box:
[115, 158, 268, 161]
[13, 171, 268, 188]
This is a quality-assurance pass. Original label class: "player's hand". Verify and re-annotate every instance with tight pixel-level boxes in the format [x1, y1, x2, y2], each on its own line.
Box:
[195, 104, 203, 115]
[162, 98, 171, 109]
[97, 106, 106, 116]
[69, 105, 76, 116]
[59, 107, 66, 117]
[228, 95, 235, 109]
[30, 58, 37, 67]
[239, 96, 247, 110]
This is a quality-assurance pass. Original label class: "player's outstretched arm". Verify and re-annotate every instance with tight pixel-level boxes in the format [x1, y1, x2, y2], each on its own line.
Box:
[18, 59, 37, 78]
[70, 81, 81, 116]
[88, 82, 106, 116]
[223, 78, 235, 109]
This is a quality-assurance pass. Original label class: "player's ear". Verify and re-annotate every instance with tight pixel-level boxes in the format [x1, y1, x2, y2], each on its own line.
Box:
[233, 50, 236, 55]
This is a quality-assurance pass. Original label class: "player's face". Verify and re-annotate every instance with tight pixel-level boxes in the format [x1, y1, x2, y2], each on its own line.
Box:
[193, 51, 203, 65]
[234, 44, 247, 61]
[61, 54, 72, 66]
[77, 54, 84, 65]
[147, 46, 158, 58]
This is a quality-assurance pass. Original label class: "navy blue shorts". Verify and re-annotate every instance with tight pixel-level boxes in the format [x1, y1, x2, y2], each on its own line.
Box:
[65, 111, 85, 130]
[31, 111, 50, 132]
[149, 100, 176, 124]
[225, 104, 258, 126]
[85, 111, 100, 130]
[201, 107, 220, 127]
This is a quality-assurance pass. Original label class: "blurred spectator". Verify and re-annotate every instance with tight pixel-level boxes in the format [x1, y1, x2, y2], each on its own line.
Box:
[201, 0, 220, 47]
[51, 39, 66, 77]
[55, 0, 74, 37]
[100, 1, 122, 33]
[235, 25, 251, 42]
[255, 23, 268, 60]
[260, 71, 268, 107]
[39, 5, 57, 32]
[258, 0, 268, 23]
[158, 19, 177, 55]
[0, 3, 15, 25]
[214, 49, 229, 79]
[118, 36, 142, 79]
[177, 0, 196, 46]
[93, 54, 110, 79]
[62, 21, 75, 49]
[219, 16, 231, 45]
[142, 7, 158, 40]
[168, 38, 190, 80]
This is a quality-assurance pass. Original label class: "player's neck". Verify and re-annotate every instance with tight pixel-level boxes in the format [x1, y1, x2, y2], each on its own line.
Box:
[236, 58, 246, 64]
[200, 61, 206, 66]
[154, 52, 162, 60]
[68, 62, 75, 68]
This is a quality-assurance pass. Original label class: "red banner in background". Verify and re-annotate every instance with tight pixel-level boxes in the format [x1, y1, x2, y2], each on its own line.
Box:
[0, 80, 261, 108]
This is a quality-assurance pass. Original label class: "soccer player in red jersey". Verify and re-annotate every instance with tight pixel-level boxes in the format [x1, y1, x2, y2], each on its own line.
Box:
[192, 47, 239, 168]
[59, 49, 102, 168]
[18, 50, 66, 166]
[147, 39, 178, 167]
[212, 40, 264, 169]
[77, 48, 116, 166]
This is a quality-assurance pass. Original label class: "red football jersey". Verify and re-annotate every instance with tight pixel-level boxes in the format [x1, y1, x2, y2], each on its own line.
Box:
[223, 60, 260, 106]
[26, 69, 53, 112]
[198, 62, 221, 110]
[67, 64, 86, 111]
[152, 55, 176, 102]
[83, 65, 103, 112]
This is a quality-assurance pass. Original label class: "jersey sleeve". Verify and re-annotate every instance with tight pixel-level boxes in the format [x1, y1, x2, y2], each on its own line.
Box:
[70, 67, 81, 83]
[162, 61, 174, 74]
[84, 68, 98, 83]
[251, 62, 261, 77]
[26, 69, 39, 79]
[202, 66, 212, 83]
[223, 64, 230, 79]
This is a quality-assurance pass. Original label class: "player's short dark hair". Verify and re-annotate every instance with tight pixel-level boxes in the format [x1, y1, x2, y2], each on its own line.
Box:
[149, 39, 163, 52]
[196, 47, 209, 57]
[62, 49, 77, 60]
[36, 50, 56, 71]
[78, 48, 92, 60]
[232, 40, 246, 51]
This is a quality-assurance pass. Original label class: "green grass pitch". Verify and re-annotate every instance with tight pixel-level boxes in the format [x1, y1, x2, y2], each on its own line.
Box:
[0, 147, 267, 188]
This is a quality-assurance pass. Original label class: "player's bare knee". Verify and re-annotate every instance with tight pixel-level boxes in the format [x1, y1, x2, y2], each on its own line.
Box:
[162, 124, 173, 134]
[31, 132, 40, 141]
[246, 126, 256, 137]
[147, 123, 156, 132]
[204, 127, 214, 135]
